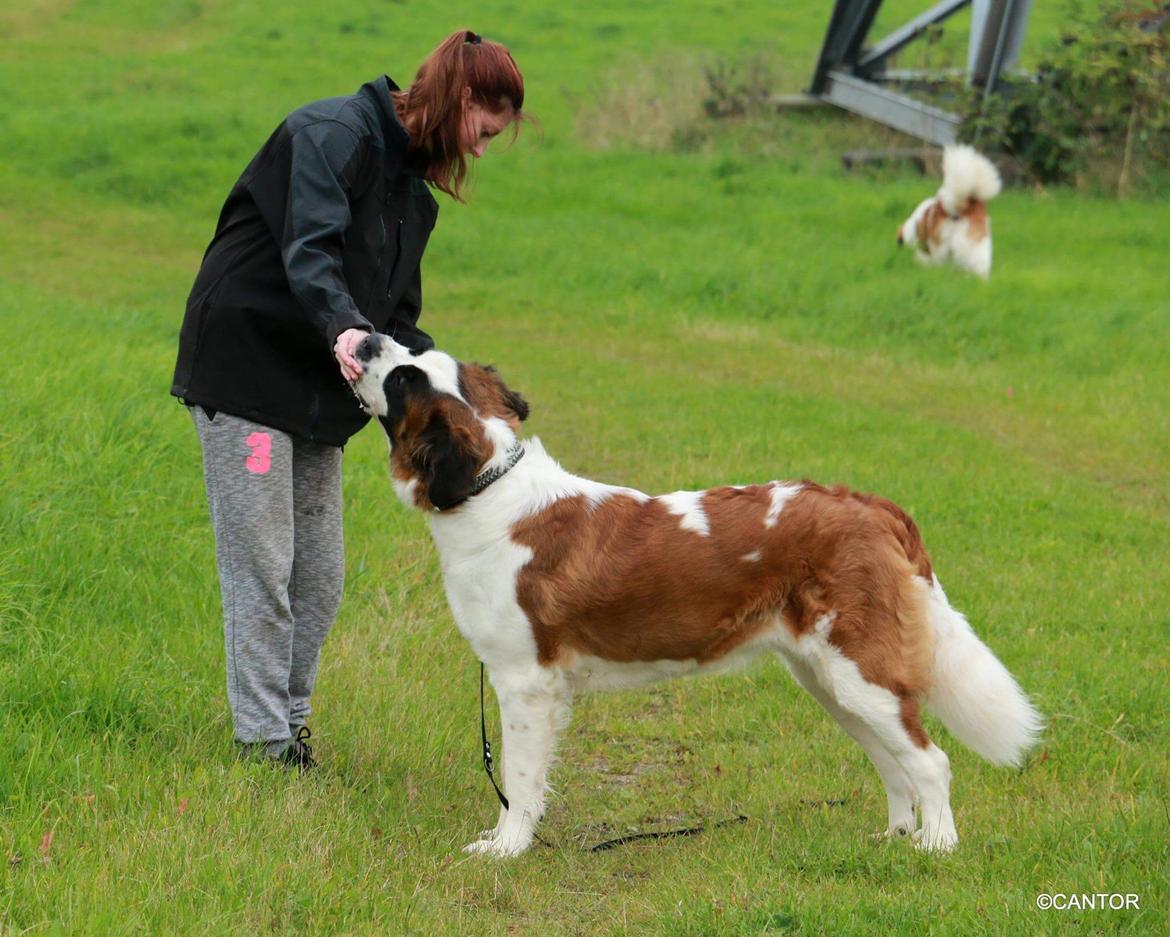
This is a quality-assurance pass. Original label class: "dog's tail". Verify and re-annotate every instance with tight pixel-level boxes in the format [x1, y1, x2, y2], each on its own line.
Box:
[921, 577, 1043, 766]
[938, 145, 1002, 216]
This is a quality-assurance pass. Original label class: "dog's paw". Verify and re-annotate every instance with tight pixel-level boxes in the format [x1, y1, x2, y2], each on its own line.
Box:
[462, 826, 534, 858]
[870, 823, 913, 841]
[462, 836, 531, 858]
[911, 826, 958, 853]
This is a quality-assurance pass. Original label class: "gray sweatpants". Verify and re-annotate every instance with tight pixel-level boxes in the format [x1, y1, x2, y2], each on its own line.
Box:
[191, 406, 345, 744]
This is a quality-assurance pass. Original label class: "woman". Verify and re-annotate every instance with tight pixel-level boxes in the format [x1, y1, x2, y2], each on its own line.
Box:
[171, 29, 526, 769]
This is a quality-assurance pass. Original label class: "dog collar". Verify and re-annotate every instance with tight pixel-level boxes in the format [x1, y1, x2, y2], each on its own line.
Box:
[466, 444, 526, 500]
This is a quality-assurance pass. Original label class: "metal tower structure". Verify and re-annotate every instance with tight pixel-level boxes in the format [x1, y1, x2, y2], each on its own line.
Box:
[809, 0, 1032, 145]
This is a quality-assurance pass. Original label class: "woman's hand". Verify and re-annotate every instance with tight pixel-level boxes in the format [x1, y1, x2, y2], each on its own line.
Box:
[334, 328, 370, 382]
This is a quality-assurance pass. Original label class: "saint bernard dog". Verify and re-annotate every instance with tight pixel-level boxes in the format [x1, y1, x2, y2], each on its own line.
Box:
[897, 145, 1002, 279]
[351, 333, 1042, 857]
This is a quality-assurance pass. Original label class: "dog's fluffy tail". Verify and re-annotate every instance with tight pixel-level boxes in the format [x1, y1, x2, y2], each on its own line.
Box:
[922, 577, 1043, 767]
[938, 145, 1001, 216]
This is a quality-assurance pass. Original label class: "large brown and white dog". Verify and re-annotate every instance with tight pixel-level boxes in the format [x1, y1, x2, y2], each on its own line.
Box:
[897, 145, 1001, 279]
[351, 333, 1042, 856]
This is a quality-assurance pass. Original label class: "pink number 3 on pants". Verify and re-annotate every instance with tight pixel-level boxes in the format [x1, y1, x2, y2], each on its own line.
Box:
[245, 432, 273, 474]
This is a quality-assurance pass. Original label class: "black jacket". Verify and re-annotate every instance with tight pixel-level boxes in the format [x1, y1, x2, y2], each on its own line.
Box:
[171, 76, 439, 445]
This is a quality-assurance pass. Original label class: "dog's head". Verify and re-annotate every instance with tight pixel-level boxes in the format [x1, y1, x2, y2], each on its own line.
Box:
[350, 334, 529, 512]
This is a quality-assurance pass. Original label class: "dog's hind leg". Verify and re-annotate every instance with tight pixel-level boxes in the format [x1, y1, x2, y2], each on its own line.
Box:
[855, 706, 956, 853]
[464, 666, 569, 858]
[796, 563, 958, 851]
[781, 654, 918, 839]
[804, 643, 957, 852]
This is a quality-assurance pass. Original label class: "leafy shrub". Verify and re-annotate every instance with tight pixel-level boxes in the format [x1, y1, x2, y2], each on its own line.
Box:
[701, 56, 776, 118]
[961, 0, 1170, 194]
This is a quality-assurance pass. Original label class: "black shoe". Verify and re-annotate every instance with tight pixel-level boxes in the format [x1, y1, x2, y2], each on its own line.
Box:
[280, 725, 317, 772]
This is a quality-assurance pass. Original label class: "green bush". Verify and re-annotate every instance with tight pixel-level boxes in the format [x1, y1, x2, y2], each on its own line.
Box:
[961, 0, 1170, 194]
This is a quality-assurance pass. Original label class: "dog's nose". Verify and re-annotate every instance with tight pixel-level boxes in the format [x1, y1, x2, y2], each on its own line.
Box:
[355, 333, 382, 363]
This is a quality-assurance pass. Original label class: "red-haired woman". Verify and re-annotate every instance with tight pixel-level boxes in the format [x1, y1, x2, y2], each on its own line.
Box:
[172, 30, 526, 769]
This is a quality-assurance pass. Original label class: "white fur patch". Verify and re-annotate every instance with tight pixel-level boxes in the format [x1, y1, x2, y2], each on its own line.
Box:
[765, 483, 802, 528]
[659, 490, 711, 536]
[479, 416, 518, 471]
[410, 348, 463, 400]
[392, 476, 418, 507]
[812, 611, 837, 640]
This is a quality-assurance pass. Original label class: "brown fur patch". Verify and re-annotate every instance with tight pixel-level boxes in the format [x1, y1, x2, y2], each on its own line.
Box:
[963, 199, 989, 241]
[900, 695, 930, 749]
[917, 199, 949, 255]
[512, 482, 937, 707]
[513, 489, 781, 666]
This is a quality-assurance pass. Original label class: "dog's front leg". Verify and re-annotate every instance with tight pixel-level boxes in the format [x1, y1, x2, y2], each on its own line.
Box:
[475, 803, 509, 843]
[464, 668, 567, 858]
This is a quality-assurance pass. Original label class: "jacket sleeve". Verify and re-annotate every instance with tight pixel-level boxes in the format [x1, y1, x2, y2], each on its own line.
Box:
[280, 121, 374, 347]
[386, 262, 434, 352]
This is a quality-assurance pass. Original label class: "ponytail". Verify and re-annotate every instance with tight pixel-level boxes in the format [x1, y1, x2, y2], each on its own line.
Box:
[394, 29, 526, 201]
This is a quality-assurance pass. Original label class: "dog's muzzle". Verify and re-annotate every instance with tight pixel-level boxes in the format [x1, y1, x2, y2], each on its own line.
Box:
[355, 332, 384, 364]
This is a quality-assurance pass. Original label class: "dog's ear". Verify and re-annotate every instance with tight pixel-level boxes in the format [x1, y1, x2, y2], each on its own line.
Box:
[485, 366, 530, 423]
[413, 403, 484, 510]
[501, 385, 530, 422]
[382, 365, 429, 430]
[463, 363, 531, 425]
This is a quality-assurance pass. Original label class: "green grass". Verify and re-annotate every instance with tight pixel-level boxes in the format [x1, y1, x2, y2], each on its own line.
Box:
[2, 1, 1169, 934]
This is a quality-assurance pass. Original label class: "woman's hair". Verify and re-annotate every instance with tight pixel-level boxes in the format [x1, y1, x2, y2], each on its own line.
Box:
[394, 29, 526, 201]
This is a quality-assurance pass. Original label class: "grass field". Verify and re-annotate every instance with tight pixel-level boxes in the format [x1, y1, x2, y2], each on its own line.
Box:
[2, 1, 1168, 934]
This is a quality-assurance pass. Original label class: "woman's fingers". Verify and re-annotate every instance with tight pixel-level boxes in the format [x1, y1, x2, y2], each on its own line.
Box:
[335, 348, 358, 381]
[334, 329, 367, 381]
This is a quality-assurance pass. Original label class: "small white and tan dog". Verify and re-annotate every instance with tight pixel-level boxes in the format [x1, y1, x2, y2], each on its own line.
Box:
[897, 145, 1002, 279]
[351, 334, 1042, 857]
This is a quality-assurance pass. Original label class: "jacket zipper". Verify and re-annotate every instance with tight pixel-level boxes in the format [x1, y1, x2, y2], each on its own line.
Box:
[385, 216, 404, 300]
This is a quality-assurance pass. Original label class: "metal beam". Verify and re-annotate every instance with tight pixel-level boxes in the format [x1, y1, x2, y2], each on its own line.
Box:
[970, 0, 1031, 91]
[811, 0, 885, 94]
[868, 67, 966, 83]
[856, 0, 971, 75]
[822, 70, 961, 145]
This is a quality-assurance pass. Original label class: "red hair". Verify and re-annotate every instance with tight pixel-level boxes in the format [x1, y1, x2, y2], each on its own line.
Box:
[394, 29, 527, 201]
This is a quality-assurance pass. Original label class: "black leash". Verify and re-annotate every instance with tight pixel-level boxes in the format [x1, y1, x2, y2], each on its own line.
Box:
[480, 663, 509, 811]
[589, 815, 749, 852]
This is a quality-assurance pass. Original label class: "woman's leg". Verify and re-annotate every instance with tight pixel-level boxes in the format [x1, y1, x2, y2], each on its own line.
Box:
[192, 407, 297, 746]
[287, 438, 345, 731]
